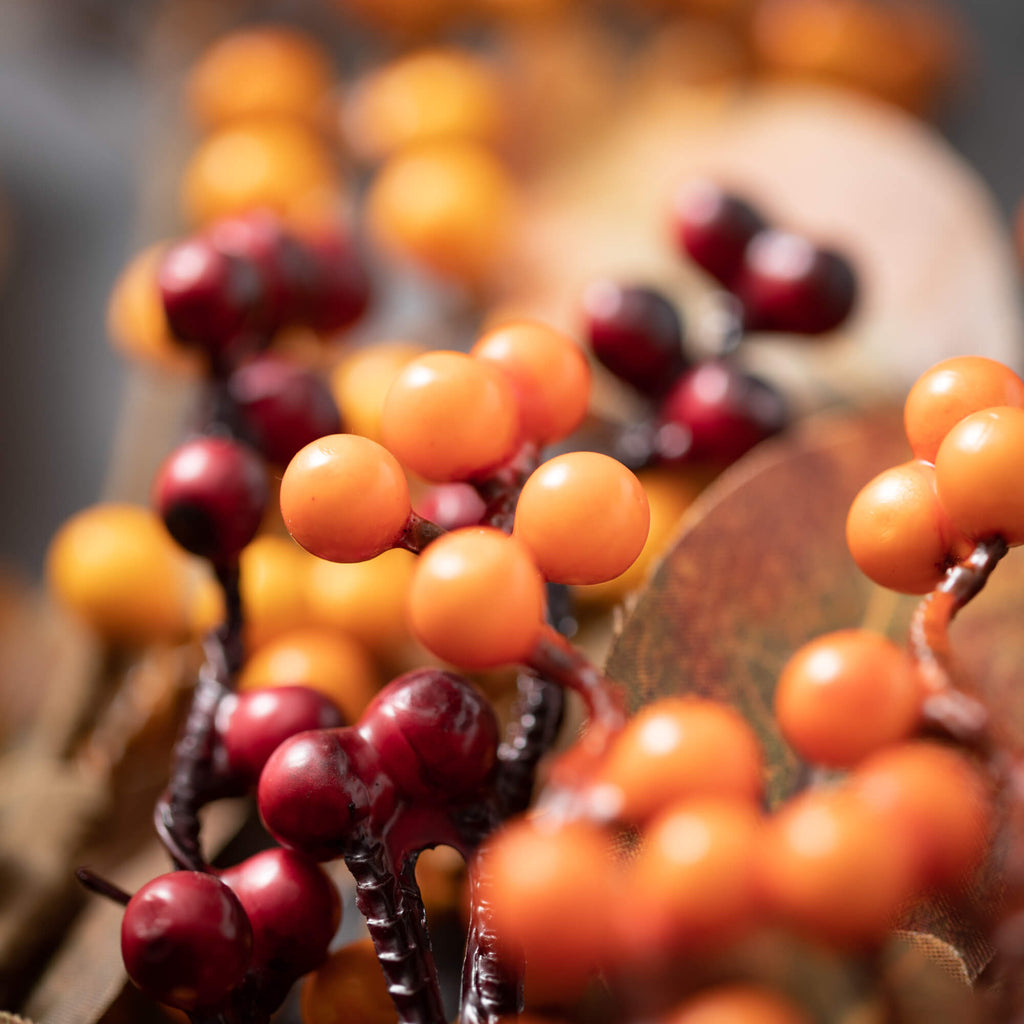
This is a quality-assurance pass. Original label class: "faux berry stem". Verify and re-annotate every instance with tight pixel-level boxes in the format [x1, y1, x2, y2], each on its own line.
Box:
[75, 867, 131, 906]
[346, 837, 446, 1024]
[398, 512, 447, 554]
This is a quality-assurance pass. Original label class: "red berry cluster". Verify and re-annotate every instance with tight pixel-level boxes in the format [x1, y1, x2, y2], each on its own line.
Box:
[581, 181, 857, 470]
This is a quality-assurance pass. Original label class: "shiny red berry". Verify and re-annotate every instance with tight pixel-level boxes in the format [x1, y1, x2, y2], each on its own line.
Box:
[738, 230, 857, 335]
[152, 436, 268, 565]
[218, 685, 345, 785]
[358, 668, 499, 802]
[219, 848, 341, 979]
[656, 359, 786, 466]
[227, 354, 343, 466]
[120, 871, 252, 1011]
[297, 226, 372, 334]
[258, 728, 392, 861]
[671, 180, 766, 287]
[581, 281, 688, 397]
[158, 237, 263, 364]
[412, 483, 486, 531]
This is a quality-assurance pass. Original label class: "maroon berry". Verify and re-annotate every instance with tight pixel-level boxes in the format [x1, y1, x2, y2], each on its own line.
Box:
[206, 211, 308, 333]
[258, 728, 392, 860]
[120, 871, 252, 1011]
[581, 281, 688, 397]
[413, 483, 486, 531]
[152, 436, 268, 565]
[671, 180, 766, 287]
[297, 226, 372, 334]
[738, 229, 857, 335]
[158, 238, 263, 364]
[218, 686, 345, 785]
[219, 848, 340, 978]
[656, 359, 786, 465]
[358, 669, 499, 802]
[227, 354, 343, 466]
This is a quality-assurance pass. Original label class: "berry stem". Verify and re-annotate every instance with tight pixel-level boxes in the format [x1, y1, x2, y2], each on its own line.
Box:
[345, 837, 447, 1024]
[398, 511, 447, 554]
[74, 867, 131, 906]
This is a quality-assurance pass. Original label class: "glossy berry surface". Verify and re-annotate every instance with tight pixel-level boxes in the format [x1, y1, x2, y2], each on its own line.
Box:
[408, 527, 546, 670]
[846, 459, 970, 594]
[358, 668, 499, 801]
[934, 405, 1024, 545]
[280, 433, 411, 563]
[219, 848, 340, 977]
[904, 355, 1024, 464]
[513, 452, 650, 585]
[738, 230, 857, 335]
[297, 225, 373, 334]
[259, 728, 389, 861]
[157, 237, 262, 360]
[413, 482, 485, 530]
[470, 320, 591, 445]
[671, 180, 766, 287]
[381, 351, 521, 482]
[581, 281, 687, 397]
[152, 436, 268, 565]
[774, 630, 922, 768]
[120, 871, 252, 1011]
[218, 685, 345, 784]
[594, 697, 764, 824]
[228, 354, 342, 466]
[657, 360, 786, 466]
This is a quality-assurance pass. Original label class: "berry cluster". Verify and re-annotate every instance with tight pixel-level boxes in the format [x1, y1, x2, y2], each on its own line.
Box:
[847, 355, 1024, 594]
[582, 181, 857, 470]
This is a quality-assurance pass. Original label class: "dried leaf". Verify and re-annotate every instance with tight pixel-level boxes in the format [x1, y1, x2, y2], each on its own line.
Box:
[606, 409, 1024, 980]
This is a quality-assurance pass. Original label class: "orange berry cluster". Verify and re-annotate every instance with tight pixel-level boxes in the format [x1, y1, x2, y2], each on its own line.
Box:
[847, 355, 1024, 593]
[478, 627, 992, 1015]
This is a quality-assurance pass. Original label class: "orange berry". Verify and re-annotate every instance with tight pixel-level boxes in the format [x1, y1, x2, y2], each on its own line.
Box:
[513, 452, 649, 585]
[593, 698, 763, 824]
[904, 356, 1024, 464]
[846, 459, 970, 594]
[187, 27, 334, 129]
[181, 118, 341, 227]
[302, 938, 397, 1024]
[237, 626, 379, 723]
[46, 503, 194, 644]
[280, 434, 411, 563]
[850, 741, 992, 891]
[345, 49, 503, 163]
[480, 817, 616, 1001]
[470, 320, 591, 445]
[330, 342, 427, 444]
[408, 528, 545, 670]
[107, 244, 200, 373]
[934, 406, 1024, 545]
[661, 984, 813, 1024]
[366, 140, 515, 285]
[306, 549, 417, 660]
[774, 629, 922, 768]
[756, 787, 919, 947]
[381, 351, 521, 482]
[622, 798, 763, 958]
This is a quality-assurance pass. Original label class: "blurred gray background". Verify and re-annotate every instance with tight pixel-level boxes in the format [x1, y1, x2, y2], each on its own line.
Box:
[0, 0, 1021, 581]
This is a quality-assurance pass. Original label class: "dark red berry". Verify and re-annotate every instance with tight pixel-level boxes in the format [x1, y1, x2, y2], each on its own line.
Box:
[581, 281, 688, 397]
[656, 359, 786, 465]
[671, 180, 766, 287]
[218, 686, 345, 785]
[738, 229, 857, 335]
[206, 211, 309, 334]
[120, 871, 252, 1011]
[258, 728, 393, 861]
[152, 436, 268, 565]
[358, 669, 499, 802]
[296, 225, 372, 334]
[413, 483, 486, 531]
[227, 354, 343, 466]
[219, 848, 340, 978]
[158, 238, 264, 365]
